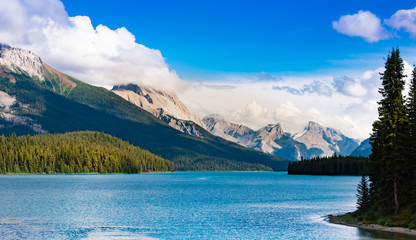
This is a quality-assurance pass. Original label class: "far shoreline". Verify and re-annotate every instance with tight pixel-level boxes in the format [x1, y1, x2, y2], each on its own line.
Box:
[328, 213, 416, 237]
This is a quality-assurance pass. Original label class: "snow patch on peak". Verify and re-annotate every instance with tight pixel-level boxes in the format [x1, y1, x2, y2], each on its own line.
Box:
[0, 44, 44, 81]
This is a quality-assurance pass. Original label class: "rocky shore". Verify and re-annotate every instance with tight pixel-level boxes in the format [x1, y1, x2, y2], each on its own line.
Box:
[328, 214, 416, 237]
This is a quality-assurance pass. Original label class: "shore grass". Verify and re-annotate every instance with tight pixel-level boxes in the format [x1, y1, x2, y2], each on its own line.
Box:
[329, 212, 416, 237]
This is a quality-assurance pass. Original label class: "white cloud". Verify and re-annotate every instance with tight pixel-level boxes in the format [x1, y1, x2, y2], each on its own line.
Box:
[303, 81, 333, 96]
[180, 55, 414, 141]
[179, 64, 412, 140]
[385, 7, 416, 36]
[333, 76, 367, 97]
[0, 0, 182, 92]
[255, 72, 282, 82]
[333, 10, 389, 42]
[1, 0, 412, 141]
[273, 75, 369, 98]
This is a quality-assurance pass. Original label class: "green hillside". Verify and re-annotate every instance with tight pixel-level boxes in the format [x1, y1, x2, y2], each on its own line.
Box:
[0, 131, 174, 174]
[0, 65, 288, 171]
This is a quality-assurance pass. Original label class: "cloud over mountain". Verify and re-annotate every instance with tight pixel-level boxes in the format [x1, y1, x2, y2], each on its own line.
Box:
[0, 0, 182, 91]
[180, 60, 414, 140]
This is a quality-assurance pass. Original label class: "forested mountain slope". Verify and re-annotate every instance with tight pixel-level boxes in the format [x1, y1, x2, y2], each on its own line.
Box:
[0, 44, 288, 171]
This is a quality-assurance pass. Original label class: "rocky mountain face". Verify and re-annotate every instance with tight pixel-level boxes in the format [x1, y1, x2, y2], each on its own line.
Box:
[112, 84, 205, 137]
[242, 124, 309, 161]
[203, 114, 254, 143]
[294, 121, 359, 157]
[0, 43, 289, 171]
[0, 44, 79, 134]
[350, 138, 371, 157]
[0, 43, 44, 81]
[203, 115, 359, 161]
[0, 44, 47, 134]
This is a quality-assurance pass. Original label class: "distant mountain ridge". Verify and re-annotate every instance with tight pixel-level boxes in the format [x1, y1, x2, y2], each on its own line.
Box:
[294, 121, 359, 157]
[203, 114, 359, 161]
[112, 84, 205, 137]
[350, 138, 371, 157]
[0, 43, 288, 171]
[203, 114, 255, 143]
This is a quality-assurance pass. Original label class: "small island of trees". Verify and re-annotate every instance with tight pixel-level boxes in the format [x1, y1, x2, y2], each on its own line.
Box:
[287, 154, 369, 175]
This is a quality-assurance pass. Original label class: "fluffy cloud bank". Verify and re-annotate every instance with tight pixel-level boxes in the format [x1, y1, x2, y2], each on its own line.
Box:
[1, 0, 412, 141]
[0, 0, 182, 91]
[332, 10, 389, 43]
[180, 61, 414, 140]
[333, 6, 416, 42]
[385, 7, 416, 36]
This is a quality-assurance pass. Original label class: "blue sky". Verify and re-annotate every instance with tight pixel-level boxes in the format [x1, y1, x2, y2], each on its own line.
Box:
[3, 0, 416, 139]
[61, 0, 416, 79]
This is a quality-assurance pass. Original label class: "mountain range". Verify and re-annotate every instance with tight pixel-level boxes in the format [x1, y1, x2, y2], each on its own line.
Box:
[108, 81, 368, 160]
[203, 114, 361, 161]
[0, 43, 288, 171]
[0, 43, 370, 172]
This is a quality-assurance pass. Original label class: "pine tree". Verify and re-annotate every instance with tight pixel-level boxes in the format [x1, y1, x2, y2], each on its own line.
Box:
[406, 66, 416, 205]
[369, 48, 408, 214]
[357, 175, 370, 212]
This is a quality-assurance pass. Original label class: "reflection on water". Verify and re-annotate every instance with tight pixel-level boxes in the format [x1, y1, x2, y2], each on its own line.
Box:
[83, 228, 159, 240]
[0, 172, 412, 239]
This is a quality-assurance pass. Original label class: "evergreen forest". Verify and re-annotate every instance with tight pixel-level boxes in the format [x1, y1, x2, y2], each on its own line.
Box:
[287, 155, 369, 175]
[0, 131, 174, 174]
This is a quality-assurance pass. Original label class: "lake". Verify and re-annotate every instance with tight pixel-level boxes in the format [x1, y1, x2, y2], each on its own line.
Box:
[0, 172, 412, 239]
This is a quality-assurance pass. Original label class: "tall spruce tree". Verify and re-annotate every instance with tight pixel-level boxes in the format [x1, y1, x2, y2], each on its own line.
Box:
[357, 175, 370, 212]
[406, 66, 416, 205]
[369, 48, 408, 214]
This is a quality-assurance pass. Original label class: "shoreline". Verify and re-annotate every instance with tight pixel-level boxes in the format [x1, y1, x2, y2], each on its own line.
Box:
[328, 214, 416, 237]
[0, 171, 175, 175]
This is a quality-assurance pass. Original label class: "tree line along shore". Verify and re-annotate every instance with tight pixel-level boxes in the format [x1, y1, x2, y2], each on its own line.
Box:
[287, 155, 369, 175]
[0, 131, 174, 174]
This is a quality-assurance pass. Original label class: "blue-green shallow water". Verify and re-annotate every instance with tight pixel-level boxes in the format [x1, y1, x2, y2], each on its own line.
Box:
[0, 172, 412, 239]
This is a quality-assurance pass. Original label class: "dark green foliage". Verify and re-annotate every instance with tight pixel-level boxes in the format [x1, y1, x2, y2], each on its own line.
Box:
[407, 66, 416, 206]
[0, 131, 174, 174]
[369, 48, 410, 215]
[352, 48, 416, 229]
[0, 66, 288, 171]
[42, 70, 74, 96]
[287, 155, 369, 175]
[356, 176, 370, 213]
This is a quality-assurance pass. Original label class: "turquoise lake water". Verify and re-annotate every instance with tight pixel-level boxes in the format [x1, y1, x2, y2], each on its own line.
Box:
[0, 172, 412, 239]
